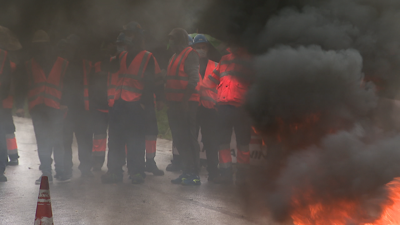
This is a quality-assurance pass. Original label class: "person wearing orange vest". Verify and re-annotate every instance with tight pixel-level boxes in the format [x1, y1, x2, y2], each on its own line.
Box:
[165, 34, 194, 172]
[61, 34, 94, 178]
[15, 30, 70, 184]
[0, 27, 13, 182]
[167, 28, 202, 186]
[2, 49, 21, 166]
[192, 34, 220, 182]
[101, 22, 161, 184]
[89, 37, 118, 171]
[203, 46, 254, 185]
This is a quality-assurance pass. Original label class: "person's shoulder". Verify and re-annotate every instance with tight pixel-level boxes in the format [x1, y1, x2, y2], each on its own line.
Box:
[186, 50, 199, 59]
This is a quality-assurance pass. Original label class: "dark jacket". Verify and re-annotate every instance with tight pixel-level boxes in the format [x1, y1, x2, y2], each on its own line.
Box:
[0, 47, 11, 102]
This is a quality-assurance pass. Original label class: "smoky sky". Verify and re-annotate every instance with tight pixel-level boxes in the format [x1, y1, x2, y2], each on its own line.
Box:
[0, 0, 211, 51]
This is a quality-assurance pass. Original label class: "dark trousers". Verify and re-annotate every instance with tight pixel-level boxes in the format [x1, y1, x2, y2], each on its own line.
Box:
[167, 101, 200, 175]
[2, 109, 18, 159]
[217, 105, 252, 163]
[0, 109, 8, 173]
[107, 100, 146, 175]
[31, 105, 65, 176]
[197, 106, 219, 176]
[91, 109, 109, 165]
[145, 105, 158, 160]
[145, 105, 158, 136]
[2, 109, 15, 133]
[63, 109, 93, 174]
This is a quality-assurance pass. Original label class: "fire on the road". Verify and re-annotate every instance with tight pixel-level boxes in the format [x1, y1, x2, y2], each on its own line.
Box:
[291, 177, 400, 225]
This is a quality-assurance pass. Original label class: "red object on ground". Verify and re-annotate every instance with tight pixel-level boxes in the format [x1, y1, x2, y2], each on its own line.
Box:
[34, 176, 54, 225]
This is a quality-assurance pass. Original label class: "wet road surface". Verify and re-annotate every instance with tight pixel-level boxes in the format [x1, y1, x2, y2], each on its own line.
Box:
[0, 117, 276, 225]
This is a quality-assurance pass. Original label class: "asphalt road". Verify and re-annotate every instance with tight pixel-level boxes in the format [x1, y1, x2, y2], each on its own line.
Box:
[0, 116, 277, 225]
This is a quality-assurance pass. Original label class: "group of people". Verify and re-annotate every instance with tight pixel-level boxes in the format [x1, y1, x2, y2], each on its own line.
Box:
[0, 21, 254, 186]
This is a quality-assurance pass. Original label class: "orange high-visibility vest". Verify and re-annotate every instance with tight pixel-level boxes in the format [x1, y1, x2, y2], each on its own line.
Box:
[115, 50, 154, 102]
[83, 59, 92, 111]
[200, 60, 218, 109]
[26, 57, 69, 110]
[206, 52, 253, 107]
[165, 47, 202, 102]
[2, 61, 16, 109]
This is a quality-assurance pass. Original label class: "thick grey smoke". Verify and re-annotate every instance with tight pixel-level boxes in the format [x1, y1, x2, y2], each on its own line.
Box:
[256, 0, 400, 98]
[268, 131, 400, 223]
[228, 0, 400, 223]
[247, 46, 377, 147]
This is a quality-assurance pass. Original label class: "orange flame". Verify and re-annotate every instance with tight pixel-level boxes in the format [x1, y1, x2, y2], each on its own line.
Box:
[292, 178, 400, 225]
[368, 177, 400, 225]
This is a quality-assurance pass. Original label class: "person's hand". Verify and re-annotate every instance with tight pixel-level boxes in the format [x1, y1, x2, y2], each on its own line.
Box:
[15, 108, 25, 117]
[156, 101, 165, 111]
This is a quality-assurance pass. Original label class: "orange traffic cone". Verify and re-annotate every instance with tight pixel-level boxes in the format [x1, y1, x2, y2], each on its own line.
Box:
[34, 176, 54, 225]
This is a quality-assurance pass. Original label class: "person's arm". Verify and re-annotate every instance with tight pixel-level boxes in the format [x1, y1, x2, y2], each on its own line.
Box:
[101, 54, 120, 74]
[15, 61, 29, 117]
[0, 53, 11, 101]
[141, 56, 156, 107]
[15, 61, 28, 111]
[153, 57, 165, 103]
[202, 62, 220, 89]
[60, 64, 72, 108]
[182, 51, 199, 102]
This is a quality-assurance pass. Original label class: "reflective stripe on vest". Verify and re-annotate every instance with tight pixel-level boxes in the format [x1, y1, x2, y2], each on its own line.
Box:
[2, 60, 15, 109]
[215, 53, 252, 105]
[83, 59, 92, 111]
[200, 60, 218, 109]
[115, 50, 151, 102]
[165, 47, 201, 102]
[26, 57, 68, 110]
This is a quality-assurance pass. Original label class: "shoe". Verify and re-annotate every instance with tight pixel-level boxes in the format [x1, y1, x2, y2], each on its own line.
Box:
[101, 173, 123, 184]
[130, 173, 145, 184]
[35, 175, 53, 185]
[7, 155, 19, 166]
[55, 170, 72, 180]
[56, 173, 72, 183]
[171, 173, 189, 184]
[182, 174, 201, 186]
[81, 171, 95, 178]
[166, 163, 181, 172]
[145, 160, 165, 176]
[0, 174, 7, 182]
[7, 159, 18, 166]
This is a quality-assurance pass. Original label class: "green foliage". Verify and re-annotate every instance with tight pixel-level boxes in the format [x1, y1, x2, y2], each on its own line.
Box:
[156, 107, 172, 140]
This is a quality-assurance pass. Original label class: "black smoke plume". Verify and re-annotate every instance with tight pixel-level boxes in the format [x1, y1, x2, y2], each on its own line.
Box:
[200, 0, 400, 223]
